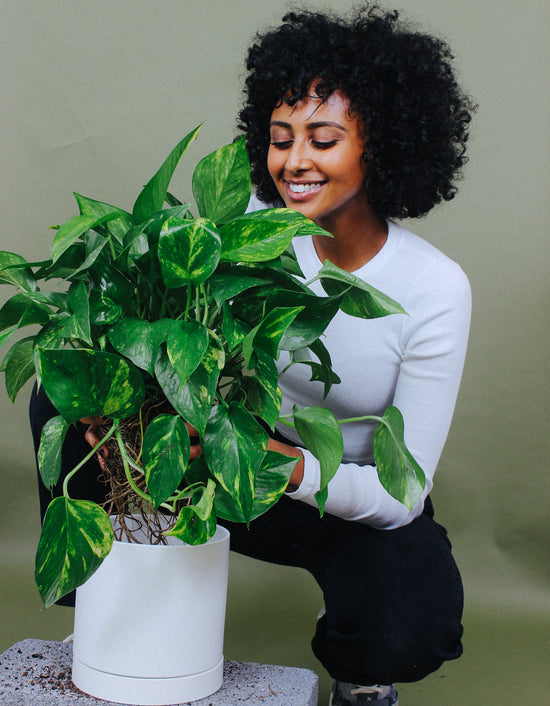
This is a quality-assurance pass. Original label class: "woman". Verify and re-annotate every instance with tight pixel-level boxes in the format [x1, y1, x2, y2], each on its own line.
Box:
[222, 6, 475, 705]
[30, 6, 475, 705]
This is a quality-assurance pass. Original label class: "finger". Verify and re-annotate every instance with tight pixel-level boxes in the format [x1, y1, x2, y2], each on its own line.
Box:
[79, 415, 103, 425]
[189, 444, 203, 460]
[185, 422, 199, 438]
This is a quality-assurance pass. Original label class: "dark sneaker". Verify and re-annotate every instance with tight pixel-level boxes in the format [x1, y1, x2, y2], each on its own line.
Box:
[329, 681, 399, 705]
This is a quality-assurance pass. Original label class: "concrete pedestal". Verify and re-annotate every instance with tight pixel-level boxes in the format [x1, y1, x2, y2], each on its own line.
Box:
[0, 639, 318, 706]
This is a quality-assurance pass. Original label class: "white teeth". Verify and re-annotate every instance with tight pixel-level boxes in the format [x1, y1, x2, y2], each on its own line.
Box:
[288, 182, 322, 193]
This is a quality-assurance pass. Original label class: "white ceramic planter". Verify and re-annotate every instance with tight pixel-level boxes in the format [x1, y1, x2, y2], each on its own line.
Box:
[72, 518, 230, 705]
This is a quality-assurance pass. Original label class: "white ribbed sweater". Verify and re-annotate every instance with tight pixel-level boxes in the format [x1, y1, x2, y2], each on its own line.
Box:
[274, 220, 471, 528]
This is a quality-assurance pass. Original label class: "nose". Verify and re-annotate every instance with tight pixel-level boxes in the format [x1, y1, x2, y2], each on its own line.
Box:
[285, 138, 313, 173]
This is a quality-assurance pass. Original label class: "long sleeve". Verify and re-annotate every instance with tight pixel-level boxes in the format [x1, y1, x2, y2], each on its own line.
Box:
[277, 222, 471, 528]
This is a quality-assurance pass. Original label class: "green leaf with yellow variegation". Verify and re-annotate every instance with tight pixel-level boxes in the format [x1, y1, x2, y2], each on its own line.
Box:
[38, 348, 145, 422]
[133, 124, 202, 224]
[158, 217, 221, 287]
[293, 406, 344, 515]
[192, 136, 251, 223]
[35, 497, 114, 608]
[143, 414, 190, 508]
[203, 402, 268, 524]
[373, 406, 425, 510]
[37, 415, 70, 490]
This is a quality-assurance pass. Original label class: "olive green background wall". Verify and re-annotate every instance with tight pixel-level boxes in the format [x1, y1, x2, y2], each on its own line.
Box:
[1, 1, 549, 703]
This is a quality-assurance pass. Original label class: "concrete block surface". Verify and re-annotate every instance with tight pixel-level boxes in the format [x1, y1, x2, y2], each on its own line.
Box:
[0, 639, 318, 706]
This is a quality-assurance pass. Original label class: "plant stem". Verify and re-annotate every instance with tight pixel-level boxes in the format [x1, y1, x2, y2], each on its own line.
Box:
[62, 423, 118, 498]
[114, 428, 153, 504]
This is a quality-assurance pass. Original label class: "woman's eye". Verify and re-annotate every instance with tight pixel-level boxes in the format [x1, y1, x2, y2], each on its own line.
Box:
[312, 140, 338, 150]
[270, 140, 293, 150]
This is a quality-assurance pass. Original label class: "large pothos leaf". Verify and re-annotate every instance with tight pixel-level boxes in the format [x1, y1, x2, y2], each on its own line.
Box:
[214, 450, 298, 523]
[165, 479, 217, 545]
[293, 406, 344, 515]
[166, 319, 209, 385]
[202, 402, 268, 524]
[158, 217, 221, 287]
[155, 335, 224, 435]
[132, 124, 203, 224]
[219, 214, 299, 263]
[317, 260, 407, 318]
[108, 318, 172, 375]
[142, 414, 190, 508]
[37, 415, 70, 490]
[38, 348, 145, 422]
[35, 497, 114, 608]
[192, 136, 251, 224]
[373, 406, 425, 510]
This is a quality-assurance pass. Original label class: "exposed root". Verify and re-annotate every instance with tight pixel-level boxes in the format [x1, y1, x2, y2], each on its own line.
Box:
[96, 397, 187, 544]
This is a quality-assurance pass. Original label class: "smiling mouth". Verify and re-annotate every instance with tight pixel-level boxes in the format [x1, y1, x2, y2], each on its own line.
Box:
[286, 181, 326, 194]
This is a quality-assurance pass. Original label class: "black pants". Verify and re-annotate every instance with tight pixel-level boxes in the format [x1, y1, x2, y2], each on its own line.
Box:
[30, 384, 464, 684]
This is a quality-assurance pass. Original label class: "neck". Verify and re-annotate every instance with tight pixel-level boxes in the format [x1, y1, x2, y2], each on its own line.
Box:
[312, 207, 388, 272]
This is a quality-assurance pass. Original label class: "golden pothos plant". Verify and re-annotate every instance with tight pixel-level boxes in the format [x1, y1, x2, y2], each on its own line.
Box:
[0, 125, 424, 607]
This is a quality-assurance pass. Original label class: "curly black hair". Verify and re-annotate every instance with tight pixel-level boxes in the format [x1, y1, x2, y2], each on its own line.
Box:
[238, 5, 476, 219]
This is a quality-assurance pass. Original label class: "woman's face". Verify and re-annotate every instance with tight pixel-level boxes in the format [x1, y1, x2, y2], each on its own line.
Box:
[267, 88, 369, 228]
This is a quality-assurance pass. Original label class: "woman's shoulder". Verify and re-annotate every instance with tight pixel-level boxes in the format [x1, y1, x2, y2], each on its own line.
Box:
[388, 221, 470, 294]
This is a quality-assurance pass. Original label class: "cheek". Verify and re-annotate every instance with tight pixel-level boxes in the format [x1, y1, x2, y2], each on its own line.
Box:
[267, 148, 281, 182]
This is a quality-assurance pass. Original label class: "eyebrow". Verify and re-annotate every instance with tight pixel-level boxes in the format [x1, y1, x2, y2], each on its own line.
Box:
[270, 120, 347, 131]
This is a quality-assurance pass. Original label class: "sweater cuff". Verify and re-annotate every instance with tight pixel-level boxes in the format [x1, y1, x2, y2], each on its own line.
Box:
[284, 449, 320, 500]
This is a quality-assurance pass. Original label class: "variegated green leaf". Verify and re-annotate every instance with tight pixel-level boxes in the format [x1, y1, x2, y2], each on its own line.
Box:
[166, 319, 209, 385]
[0, 293, 51, 333]
[192, 136, 251, 223]
[213, 450, 297, 523]
[165, 479, 217, 545]
[3, 337, 36, 402]
[74, 193, 134, 245]
[245, 348, 281, 430]
[0, 251, 37, 292]
[60, 281, 91, 345]
[37, 415, 70, 490]
[293, 406, 344, 515]
[219, 215, 298, 263]
[35, 497, 114, 608]
[242, 306, 303, 367]
[221, 303, 249, 351]
[38, 348, 145, 422]
[373, 406, 425, 510]
[50, 212, 120, 264]
[132, 125, 203, 223]
[268, 290, 342, 351]
[143, 414, 190, 508]
[317, 260, 407, 318]
[158, 217, 221, 287]
[203, 402, 268, 523]
[155, 336, 224, 435]
[108, 318, 171, 375]
[209, 271, 266, 307]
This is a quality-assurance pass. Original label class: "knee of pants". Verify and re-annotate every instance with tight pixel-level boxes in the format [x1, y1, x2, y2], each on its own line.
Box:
[312, 610, 463, 685]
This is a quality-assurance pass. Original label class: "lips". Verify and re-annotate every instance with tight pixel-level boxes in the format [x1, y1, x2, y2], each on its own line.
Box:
[283, 179, 326, 201]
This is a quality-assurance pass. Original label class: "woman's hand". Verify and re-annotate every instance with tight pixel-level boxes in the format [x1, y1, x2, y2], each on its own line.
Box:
[267, 438, 304, 492]
[79, 417, 303, 491]
[80, 416, 108, 470]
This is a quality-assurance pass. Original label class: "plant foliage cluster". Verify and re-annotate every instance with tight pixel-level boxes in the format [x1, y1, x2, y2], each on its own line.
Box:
[0, 126, 424, 607]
